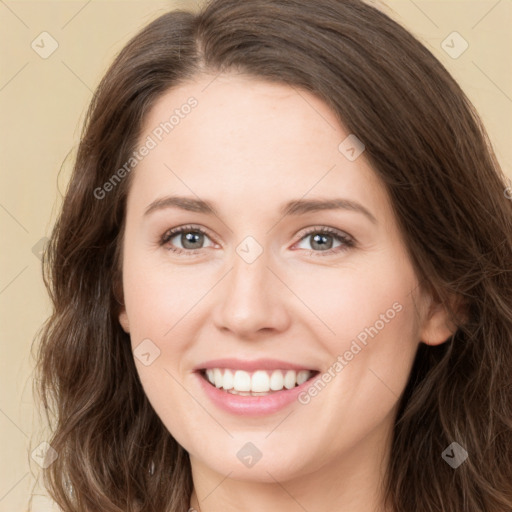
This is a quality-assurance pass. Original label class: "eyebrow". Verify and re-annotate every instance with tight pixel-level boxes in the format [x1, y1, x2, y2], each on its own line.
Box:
[144, 195, 377, 224]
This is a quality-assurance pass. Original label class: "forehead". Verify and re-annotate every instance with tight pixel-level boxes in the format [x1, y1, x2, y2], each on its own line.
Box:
[141, 72, 343, 159]
[128, 73, 389, 221]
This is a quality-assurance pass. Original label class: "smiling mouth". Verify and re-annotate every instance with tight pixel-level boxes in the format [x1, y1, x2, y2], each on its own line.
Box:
[198, 368, 320, 396]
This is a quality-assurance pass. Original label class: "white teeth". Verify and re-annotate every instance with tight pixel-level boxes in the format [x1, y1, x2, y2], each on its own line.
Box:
[251, 370, 270, 392]
[233, 370, 251, 391]
[270, 370, 284, 390]
[297, 370, 310, 385]
[203, 368, 315, 393]
[214, 368, 223, 388]
[223, 369, 234, 390]
[284, 370, 296, 389]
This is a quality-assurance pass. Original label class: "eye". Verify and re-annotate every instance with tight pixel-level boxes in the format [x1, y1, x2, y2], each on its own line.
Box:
[159, 224, 355, 257]
[160, 225, 215, 255]
[293, 226, 355, 257]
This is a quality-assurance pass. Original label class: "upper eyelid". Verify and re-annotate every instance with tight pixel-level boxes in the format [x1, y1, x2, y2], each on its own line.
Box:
[162, 225, 217, 243]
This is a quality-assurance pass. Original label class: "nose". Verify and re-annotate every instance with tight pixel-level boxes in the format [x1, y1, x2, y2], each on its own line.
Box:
[212, 249, 291, 340]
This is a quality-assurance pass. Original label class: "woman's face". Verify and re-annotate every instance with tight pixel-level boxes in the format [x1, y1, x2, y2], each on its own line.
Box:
[118, 73, 451, 485]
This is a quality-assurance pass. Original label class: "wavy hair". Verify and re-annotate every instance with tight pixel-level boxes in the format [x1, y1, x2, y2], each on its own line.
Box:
[32, 0, 512, 510]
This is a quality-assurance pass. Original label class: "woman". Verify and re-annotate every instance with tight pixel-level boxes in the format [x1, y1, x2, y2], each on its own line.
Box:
[33, 0, 512, 511]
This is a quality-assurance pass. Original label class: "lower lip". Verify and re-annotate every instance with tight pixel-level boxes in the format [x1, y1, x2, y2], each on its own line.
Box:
[195, 371, 317, 416]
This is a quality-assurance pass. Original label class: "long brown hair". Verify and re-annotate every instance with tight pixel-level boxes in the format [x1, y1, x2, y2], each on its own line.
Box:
[32, 0, 512, 510]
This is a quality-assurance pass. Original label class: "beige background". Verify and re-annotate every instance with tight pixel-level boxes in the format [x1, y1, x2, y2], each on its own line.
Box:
[1, 1, 511, 511]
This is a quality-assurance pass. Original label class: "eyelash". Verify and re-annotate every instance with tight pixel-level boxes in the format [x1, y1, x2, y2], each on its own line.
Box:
[159, 224, 355, 257]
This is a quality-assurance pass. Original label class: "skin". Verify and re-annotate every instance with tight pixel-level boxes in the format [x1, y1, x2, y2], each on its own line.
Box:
[118, 72, 454, 512]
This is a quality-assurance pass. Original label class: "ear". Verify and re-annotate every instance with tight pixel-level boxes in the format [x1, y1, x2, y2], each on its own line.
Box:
[119, 308, 130, 333]
[113, 276, 130, 334]
[420, 295, 464, 346]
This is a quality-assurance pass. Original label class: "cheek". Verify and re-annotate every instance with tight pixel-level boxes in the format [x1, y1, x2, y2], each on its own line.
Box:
[286, 252, 419, 348]
[122, 246, 213, 338]
[293, 251, 421, 410]
[121, 251, 203, 432]
[296, 280, 420, 459]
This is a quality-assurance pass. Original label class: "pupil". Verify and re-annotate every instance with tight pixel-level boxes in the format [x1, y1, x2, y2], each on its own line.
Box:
[311, 233, 332, 250]
[182, 232, 203, 249]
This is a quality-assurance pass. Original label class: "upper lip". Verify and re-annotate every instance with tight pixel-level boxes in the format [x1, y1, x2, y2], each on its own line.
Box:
[194, 358, 319, 372]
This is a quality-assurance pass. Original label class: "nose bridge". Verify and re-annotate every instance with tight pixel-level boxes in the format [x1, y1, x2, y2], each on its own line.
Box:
[231, 246, 270, 300]
[213, 238, 290, 336]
